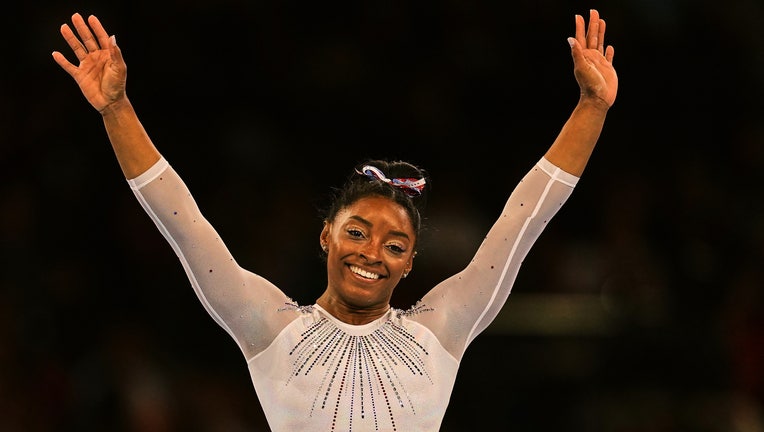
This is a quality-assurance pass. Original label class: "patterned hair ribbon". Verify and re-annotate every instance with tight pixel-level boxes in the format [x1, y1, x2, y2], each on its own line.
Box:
[358, 165, 426, 197]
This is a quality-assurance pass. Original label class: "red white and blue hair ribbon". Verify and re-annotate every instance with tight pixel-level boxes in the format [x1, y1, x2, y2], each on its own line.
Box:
[358, 165, 426, 197]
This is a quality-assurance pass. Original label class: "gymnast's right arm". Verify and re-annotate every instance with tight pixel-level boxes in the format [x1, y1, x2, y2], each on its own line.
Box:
[52, 13, 159, 178]
[52, 13, 292, 359]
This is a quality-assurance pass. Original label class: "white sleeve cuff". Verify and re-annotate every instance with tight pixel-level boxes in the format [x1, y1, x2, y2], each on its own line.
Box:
[127, 157, 170, 190]
[537, 157, 579, 187]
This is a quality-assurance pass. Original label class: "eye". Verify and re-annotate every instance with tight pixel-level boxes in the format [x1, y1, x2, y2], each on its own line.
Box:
[386, 243, 406, 255]
[347, 228, 365, 239]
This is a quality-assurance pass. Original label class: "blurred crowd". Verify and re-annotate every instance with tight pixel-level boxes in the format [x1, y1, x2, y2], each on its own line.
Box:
[1, 0, 762, 430]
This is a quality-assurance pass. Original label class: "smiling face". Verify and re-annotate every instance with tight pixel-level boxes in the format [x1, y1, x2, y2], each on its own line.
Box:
[318, 195, 416, 323]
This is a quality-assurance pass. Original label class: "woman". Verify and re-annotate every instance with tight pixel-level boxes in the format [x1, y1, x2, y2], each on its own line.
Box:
[52, 9, 617, 431]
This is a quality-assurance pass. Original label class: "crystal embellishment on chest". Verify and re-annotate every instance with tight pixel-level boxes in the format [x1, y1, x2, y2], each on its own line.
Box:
[286, 315, 432, 431]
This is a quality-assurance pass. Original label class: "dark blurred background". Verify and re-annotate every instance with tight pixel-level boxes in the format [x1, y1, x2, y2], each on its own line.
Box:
[2, 0, 763, 430]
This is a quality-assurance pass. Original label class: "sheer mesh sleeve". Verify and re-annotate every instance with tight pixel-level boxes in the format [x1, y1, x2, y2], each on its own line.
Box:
[413, 157, 578, 360]
[127, 157, 295, 360]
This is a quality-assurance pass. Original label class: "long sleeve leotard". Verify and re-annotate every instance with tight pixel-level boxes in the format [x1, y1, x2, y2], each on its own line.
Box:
[127, 156, 578, 431]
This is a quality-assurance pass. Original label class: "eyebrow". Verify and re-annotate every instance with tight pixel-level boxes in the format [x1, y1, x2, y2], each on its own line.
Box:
[348, 215, 411, 241]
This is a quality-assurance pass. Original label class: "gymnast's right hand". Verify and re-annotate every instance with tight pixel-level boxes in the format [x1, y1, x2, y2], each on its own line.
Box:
[52, 13, 127, 113]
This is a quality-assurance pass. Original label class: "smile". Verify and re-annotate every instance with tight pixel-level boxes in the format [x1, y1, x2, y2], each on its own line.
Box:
[349, 265, 381, 280]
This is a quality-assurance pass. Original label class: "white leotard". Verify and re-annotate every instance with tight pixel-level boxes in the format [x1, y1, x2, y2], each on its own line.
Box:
[127, 156, 578, 431]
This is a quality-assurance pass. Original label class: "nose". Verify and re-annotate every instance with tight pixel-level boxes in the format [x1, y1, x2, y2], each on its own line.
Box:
[359, 240, 382, 263]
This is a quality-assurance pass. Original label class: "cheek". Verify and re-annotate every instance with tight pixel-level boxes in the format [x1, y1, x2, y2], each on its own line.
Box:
[325, 254, 344, 278]
[328, 237, 349, 254]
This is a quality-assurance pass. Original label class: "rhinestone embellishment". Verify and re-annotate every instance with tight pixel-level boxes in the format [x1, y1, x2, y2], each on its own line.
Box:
[283, 304, 433, 431]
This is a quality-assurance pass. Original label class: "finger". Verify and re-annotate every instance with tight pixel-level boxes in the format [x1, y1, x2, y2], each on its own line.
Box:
[586, 9, 600, 50]
[605, 45, 615, 63]
[59, 22, 88, 62]
[109, 35, 124, 64]
[567, 37, 583, 65]
[87, 15, 112, 52]
[51, 51, 78, 78]
[598, 19, 607, 53]
[71, 12, 100, 53]
[574, 14, 585, 44]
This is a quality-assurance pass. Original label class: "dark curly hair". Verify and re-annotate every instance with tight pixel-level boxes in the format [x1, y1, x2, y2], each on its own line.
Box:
[320, 159, 429, 250]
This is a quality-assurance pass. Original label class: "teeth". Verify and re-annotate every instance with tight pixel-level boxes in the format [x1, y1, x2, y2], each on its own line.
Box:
[350, 265, 380, 280]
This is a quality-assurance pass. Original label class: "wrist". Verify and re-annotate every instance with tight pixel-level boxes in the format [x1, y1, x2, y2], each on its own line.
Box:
[99, 95, 131, 116]
[577, 95, 611, 113]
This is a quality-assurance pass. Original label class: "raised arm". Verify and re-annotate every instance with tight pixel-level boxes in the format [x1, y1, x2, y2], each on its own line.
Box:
[52, 13, 298, 358]
[544, 9, 618, 176]
[413, 10, 618, 359]
[52, 13, 160, 179]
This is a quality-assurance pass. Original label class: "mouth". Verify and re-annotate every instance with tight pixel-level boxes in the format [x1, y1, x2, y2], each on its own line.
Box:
[349, 265, 383, 280]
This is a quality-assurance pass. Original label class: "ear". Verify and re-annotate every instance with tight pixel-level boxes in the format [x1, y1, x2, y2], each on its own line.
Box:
[319, 221, 330, 251]
[404, 251, 416, 276]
